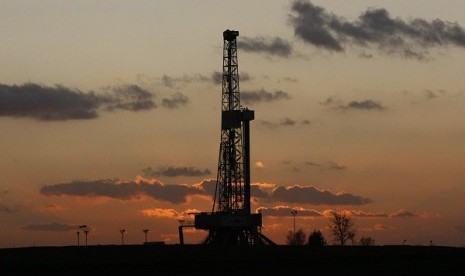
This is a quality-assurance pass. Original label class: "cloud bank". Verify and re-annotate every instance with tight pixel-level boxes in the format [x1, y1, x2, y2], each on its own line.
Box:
[40, 177, 370, 206]
[0, 83, 156, 121]
[270, 185, 371, 205]
[241, 89, 291, 105]
[162, 93, 190, 109]
[239, 36, 293, 57]
[211, 71, 252, 85]
[304, 161, 346, 171]
[258, 118, 310, 129]
[40, 177, 205, 204]
[321, 97, 385, 111]
[143, 166, 211, 178]
[289, 0, 465, 59]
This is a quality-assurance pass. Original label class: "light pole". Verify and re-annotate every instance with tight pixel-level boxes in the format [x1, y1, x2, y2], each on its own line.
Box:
[120, 229, 126, 245]
[76, 231, 80, 246]
[84, 230, 89, 246]
[291, 210, 297, 245]
[142, 229, 149, 244]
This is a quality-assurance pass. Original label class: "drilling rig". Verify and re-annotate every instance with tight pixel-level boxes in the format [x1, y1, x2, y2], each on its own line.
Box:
[194, 30, 275, 246]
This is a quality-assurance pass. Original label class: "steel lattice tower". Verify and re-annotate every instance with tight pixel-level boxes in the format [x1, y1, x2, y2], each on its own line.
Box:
[216, 29, 247, 214]
[194, 30, 275, 246]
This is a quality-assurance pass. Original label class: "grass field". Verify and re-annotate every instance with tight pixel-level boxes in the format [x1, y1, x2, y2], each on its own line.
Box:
[2, 244, 465, 275]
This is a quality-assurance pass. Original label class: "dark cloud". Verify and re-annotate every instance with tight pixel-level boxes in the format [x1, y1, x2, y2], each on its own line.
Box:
[327, 162, 345, 170]
[192, 180, 269, 200]
[289, 0, 465, 59]
[258, 120, 280, 129]
[211, 71, 223, 85]
[22, 222, 81, 232]
[359, 51, 374, 59]
[161, 75, 176, 88]
[241, 89, 291, 105]
[257, 117, 309, 129]
[160, 74, 210, 88]
[211, 71, 252, 85]
[41, 177, 205, 204]
[280, 77, 299, 83]
[239, 36, 293, 57]
[143, 166, 211, 178]
[0, 82, 156, 121]
[162, 93, 190, 109]
[104, 84, 156, 112]
[270, 185, 371, 205]
[251, 184, 271, 199]
[304, 161, 346, 171]
[256, 206, 323, 217]
[240, 72, 253, 83]
[0, 203, 18, 213]
[346, 100, 385, 110]
[424, 89, 448, 100]
[0, 83, 100, 120]
[193, 179, 217, 197]
[280, 118, 296, 126]
[321, 97, 385, 111]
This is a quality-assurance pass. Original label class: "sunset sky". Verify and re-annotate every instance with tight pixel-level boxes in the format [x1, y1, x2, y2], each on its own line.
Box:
[1, 0, 465, 248]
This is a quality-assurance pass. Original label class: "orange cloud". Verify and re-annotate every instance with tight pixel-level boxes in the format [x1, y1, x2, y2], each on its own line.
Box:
[141, 208, 182, 219]
[255, 161, 265, 169]
[141, 208, 201, 220]
[320, 209, 389, 218]
[253, 182, 276, 190]
[257, 206, 323, 217]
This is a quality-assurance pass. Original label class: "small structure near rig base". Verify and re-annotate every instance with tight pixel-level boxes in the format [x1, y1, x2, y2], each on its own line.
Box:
[192, 30, 275, 246]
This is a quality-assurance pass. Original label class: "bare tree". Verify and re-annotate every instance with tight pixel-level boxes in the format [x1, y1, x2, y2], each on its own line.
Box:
[307, 229, 327, 246]
[359, 236, 375, 246]
[286, 229, 306, 246]
[329, 211, 356, 246]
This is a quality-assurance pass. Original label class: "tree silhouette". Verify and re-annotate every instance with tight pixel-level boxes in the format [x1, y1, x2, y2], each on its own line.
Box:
[359, 236, 375, 246]
[286, 229, 306, 246]
[329, 211, 356, 246]
[307, 229, 327, 246]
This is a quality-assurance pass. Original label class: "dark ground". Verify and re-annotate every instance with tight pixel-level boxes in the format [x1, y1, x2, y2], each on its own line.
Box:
[1, 244, 465, 275]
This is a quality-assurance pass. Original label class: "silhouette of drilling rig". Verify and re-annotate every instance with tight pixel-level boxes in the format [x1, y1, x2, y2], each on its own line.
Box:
[191, 30, 275, 246]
